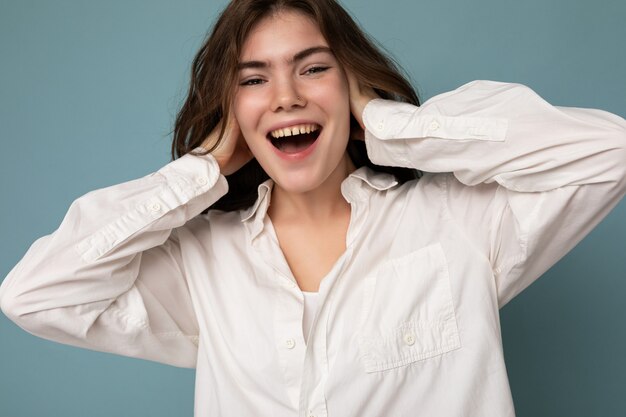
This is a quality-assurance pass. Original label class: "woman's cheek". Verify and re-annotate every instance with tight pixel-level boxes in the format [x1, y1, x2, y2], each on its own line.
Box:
[233, 96, 256, 137]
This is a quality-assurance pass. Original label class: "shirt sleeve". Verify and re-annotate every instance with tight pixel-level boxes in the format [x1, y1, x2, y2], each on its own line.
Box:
[363, 80, 626, 306]
[0, 150, 228, 367]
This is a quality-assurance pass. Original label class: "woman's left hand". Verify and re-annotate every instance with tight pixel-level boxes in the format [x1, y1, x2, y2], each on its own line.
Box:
[347, 71, 379, 140]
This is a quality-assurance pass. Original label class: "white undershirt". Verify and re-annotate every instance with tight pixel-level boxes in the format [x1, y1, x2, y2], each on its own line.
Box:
[302, 291, 320, 342]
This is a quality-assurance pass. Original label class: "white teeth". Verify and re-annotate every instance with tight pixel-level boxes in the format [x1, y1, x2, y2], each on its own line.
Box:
[270, 124, 319, 139]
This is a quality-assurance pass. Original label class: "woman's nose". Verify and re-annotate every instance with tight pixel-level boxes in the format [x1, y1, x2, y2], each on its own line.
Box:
[270, 79, 305, 112]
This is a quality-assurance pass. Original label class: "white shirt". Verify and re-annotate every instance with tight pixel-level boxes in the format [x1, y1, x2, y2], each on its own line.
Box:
[302, 291, 320, 342]
[1, 80, 625, 417]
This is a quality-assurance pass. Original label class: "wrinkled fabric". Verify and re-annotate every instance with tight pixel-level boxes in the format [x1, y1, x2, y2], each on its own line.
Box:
[2, 80, 625, 417]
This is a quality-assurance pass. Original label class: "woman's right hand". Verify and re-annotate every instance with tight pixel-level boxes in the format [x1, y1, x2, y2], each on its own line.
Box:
[201, 115, 253, 176]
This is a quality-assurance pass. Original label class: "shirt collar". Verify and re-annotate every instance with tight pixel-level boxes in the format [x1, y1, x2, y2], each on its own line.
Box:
[241, 180, 273, 222]
[347, 166, 398, 192]
[240, 167, 398, 238]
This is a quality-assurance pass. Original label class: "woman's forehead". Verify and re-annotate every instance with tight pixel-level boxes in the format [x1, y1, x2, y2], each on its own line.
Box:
[239, 10, 327, 62]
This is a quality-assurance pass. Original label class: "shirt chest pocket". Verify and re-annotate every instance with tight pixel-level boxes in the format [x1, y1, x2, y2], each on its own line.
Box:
[357, 243, 461, 373]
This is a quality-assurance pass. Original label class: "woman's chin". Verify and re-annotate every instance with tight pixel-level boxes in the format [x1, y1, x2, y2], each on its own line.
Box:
[271, 174, 323, 195]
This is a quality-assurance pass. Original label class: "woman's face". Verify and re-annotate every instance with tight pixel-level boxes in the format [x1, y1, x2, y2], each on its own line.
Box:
[233, 10, 352, 194]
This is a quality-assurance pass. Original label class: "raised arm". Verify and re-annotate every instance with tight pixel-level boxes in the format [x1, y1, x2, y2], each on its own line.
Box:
[0, 118, 250, 366]
[354, 79, 626, 305]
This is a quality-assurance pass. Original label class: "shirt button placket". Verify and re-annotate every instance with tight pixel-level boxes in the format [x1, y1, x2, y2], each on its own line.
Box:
[285, 338, 296, 349]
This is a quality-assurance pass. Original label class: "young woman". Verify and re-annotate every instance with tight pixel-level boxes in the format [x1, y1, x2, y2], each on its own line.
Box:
[1, 0, 625, 416]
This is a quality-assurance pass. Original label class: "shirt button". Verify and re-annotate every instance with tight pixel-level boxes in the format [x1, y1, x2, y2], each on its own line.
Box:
[196, 176, 208, 186]
[404, 332, 416, 346]
[285, 338, 296, 349]
[377, 121, 385, 131]
[150, 203, 162, 212]
[429, 120, 440, 131]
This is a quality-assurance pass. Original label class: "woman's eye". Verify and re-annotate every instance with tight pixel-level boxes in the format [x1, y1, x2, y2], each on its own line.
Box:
[240, 78, 265, 86]
[304, 66, 330, 75]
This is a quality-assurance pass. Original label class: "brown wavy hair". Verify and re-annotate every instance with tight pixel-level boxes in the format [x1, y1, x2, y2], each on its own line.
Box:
[172, 0, 421, 211]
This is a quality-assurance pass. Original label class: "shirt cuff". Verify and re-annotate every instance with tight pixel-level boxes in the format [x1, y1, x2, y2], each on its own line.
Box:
[363, 98, 508, 142]
[75, 150, 227, 262]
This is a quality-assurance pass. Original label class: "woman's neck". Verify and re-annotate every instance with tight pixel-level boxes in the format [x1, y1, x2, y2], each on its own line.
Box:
[268, 153, 355, 224]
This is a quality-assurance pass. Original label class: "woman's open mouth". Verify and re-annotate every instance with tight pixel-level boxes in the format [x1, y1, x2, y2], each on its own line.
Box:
[268, 123, 321, 154]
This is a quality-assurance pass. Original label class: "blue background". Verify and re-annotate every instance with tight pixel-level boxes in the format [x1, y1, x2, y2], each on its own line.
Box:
[1, 0, 625, 415]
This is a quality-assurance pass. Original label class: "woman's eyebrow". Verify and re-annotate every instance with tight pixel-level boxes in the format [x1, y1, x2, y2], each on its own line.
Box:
[237, 46, 333, 70]
[292, 46, 333, 63]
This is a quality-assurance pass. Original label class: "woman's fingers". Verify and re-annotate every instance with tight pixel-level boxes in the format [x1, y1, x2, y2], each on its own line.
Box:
[201, 115, 252, 175]
[226, 125, 253, 175]
[346, 71, 379, 133]
[346, 71, 364, 128]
